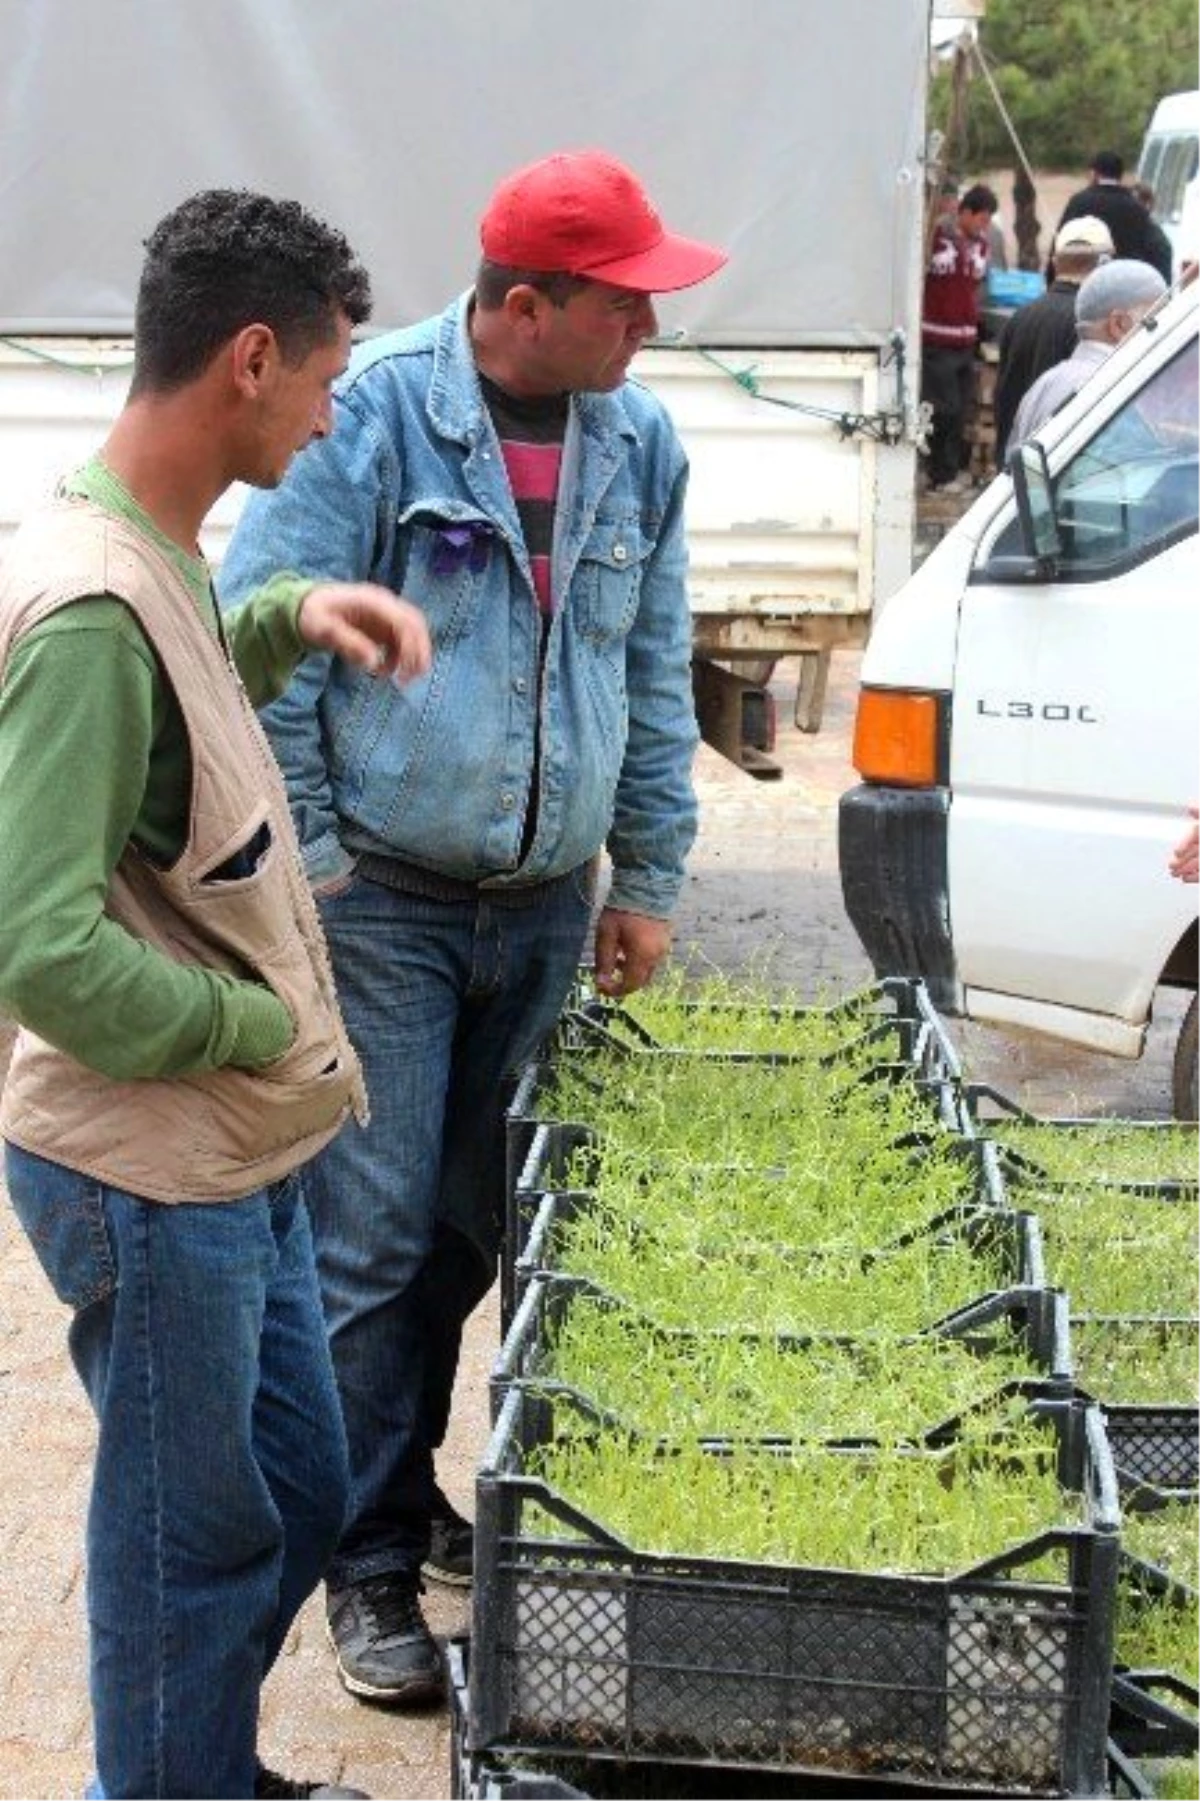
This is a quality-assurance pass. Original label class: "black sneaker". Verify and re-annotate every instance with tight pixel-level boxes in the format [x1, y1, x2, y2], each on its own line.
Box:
[325, 1574, 446, 1707]
[422, 1486, 474, 1588]
[254, 1768, 368, 1799]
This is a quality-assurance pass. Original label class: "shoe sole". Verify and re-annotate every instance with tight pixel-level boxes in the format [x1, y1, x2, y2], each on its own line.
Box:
[325, 1618, 447, 1708]
[421, 1560, 473, 1589]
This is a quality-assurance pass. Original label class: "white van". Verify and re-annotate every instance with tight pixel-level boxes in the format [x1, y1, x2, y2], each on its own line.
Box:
[840, 281, 1199, 1116]
[1138, 90, 1200, 275]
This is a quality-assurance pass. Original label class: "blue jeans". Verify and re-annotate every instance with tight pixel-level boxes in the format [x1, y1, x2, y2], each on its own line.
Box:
[4, 1145, 350, 1800]
[309, 863, 593, 1590]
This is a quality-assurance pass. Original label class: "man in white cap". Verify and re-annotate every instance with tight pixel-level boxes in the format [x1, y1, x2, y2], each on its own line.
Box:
[1010, 257, 1168, 448]
[994, 216, 1114, 463]
[219, 150, 726, 1708]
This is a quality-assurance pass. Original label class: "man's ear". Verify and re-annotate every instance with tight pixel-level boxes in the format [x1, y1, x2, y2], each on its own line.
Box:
[230, 323, 278, 398]
[502, 284, 547, 337]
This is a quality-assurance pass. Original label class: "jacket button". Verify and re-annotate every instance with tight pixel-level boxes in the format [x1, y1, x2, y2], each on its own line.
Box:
[500, 792, 515, 810]
[514, 677, 528, 694]
[612, 543, 628, 562]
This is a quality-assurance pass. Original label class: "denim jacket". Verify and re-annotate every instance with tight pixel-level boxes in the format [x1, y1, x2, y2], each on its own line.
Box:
[218, 295, 699, 918]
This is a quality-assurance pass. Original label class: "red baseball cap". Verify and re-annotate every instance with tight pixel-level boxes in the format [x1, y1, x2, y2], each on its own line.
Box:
[479, 150, 727, 293]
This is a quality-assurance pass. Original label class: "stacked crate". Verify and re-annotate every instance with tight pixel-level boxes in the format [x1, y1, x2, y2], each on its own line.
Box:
[965, 1087, 1200, 1801]
[458, 979, 1123, 1798]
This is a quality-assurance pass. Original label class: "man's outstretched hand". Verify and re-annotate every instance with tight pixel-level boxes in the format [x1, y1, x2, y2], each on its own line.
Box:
[299, 583, 431, 682]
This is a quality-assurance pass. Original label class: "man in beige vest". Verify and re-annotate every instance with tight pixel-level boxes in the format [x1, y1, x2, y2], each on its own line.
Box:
[0, 191, 429, 1799]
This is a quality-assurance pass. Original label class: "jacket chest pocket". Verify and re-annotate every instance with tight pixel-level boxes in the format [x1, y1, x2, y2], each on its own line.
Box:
[401, 518, 496, 645]
[573, 521, 651, 645]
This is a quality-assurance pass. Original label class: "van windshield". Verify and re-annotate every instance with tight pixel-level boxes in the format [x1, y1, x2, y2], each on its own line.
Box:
[1054, 338, 1198, 569]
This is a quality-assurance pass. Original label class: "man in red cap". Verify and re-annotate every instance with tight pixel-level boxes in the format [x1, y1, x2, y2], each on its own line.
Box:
[219, 150, 725, 1707]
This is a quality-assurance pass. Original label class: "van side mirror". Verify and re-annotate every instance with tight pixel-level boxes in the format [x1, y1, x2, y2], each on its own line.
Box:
[1009, 441, 1062, 569]
[974, 442, 1063, 585]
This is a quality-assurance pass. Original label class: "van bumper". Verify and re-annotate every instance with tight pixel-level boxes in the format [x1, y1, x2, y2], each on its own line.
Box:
[838, 785, 960, 1012]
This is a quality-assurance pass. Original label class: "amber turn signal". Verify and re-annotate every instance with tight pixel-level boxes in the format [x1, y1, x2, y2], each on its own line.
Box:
[852, 687, 940, 786]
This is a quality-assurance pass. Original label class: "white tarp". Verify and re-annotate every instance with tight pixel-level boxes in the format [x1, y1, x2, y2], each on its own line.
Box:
[0, 0, 929, 345]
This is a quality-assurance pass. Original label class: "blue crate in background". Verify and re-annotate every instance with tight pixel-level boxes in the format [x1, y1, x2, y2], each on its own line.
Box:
[986, 268, 1046, 308]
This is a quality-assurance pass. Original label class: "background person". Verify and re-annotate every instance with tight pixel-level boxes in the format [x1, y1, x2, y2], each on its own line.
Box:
[1131, 179, 1177, 283]
[1009, 257, 1167, 447]
[920, 182, 998, 493]
[1053, 150, 1173, 280]
[994, 215, 1114, 465]
[218, 149, 726, 1710]
[0, 190, 430, 1800]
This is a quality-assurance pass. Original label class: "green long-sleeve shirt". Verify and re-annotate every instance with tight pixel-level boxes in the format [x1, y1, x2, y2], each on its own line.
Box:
[0, 457, 315, 1079]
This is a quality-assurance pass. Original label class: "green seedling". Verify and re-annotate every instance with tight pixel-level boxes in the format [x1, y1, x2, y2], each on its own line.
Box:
[543, 1297, 1043, 1440]
[528, 1411, 1082, 1576]
[992, 1120, 1198, 1188]
[1123, 1501, 1199, 1591]
[554, 1208, 1009, 1334]
[558, 1138, 975, 1259]
[1115, 1586, 1199, 1687]
[1071, 1321, 1199, 1404]
[1033, 1189, 1198, 1319]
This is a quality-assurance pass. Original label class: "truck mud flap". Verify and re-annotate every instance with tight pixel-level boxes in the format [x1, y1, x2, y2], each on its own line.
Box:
[839, 784, 958, 1012]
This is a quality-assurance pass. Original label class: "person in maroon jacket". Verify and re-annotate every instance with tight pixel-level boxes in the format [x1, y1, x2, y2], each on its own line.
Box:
[920, 183, 998, 491]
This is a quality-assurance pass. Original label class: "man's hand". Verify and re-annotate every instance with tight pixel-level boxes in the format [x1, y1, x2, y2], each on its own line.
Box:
[593, 907, 672, 998]
[298, 583, 431, 683]
[1169, 806, 1199, 884]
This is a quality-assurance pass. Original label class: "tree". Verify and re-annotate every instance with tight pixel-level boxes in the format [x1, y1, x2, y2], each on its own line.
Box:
[931, 0, 1199, 173]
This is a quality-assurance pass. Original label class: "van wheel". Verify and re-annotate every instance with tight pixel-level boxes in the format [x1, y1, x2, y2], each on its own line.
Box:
[1173, 994, 1198, 1121]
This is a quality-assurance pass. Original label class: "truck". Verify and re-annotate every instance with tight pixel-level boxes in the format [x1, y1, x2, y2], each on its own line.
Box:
[840, 279, 1199, 1117]
[0, 0, 936, 773]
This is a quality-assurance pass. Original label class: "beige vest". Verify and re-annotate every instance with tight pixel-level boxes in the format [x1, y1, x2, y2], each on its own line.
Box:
[0, 497, 367, 1202]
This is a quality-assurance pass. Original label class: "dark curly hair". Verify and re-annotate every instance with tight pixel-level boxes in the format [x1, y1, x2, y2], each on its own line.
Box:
[131, 189, 372, 395]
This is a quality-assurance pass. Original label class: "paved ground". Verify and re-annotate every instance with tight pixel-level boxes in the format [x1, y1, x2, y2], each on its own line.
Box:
[0, 647, 1189, 1800]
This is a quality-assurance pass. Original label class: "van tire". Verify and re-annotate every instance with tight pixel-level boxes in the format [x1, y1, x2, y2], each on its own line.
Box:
[1173, 994, 1198, 1121]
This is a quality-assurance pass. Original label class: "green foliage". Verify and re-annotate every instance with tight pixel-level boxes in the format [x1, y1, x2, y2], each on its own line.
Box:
[557, 1135, 973, 1258]
[930, 0, 1199, 171]
[992, 1120, 1198, 1187]
[555, 1208, 1009, 1334]
[1033, 1189, 1199, 1317]
[528, 1413, 1080, 1575]
[603, 970, 889, 1055]
[1114, 1506, 1197, 1686]
[544, 1297, 1041, 1440]
[1071, 1320, 1199, 1403]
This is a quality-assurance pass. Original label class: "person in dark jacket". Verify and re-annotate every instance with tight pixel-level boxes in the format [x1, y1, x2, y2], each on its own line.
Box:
[994, 215, 1114, 464]
[1053, 151, 1173, 280]
[1132, 179, 1176, 282]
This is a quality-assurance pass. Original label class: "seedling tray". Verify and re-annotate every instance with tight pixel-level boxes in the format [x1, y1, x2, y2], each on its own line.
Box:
[491, 1270, 1072, 1443]
[502, 1055, 973, 1327]
[1110, 1550, 1198, 1761]
[470, 1390, 1119, 1795]
[963, 1087, 1198, 1196]
[509, 1189, 1047, 1332]
[563, 976, 962, 1074]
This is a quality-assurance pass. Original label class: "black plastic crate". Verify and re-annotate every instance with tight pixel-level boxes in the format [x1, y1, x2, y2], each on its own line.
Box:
[470, 1391, 1119, 1796]
[501, 1059, 972, 1330]
[453, 1637, 1003, 1800]
[1100, 1407, 1200, 1504]
[509, 1189, 1048, 1329]
[1109, 1669, 1200, 1766]
[963, 1087, 1198, 1197]
[1109, 1514, 1198, 1765]
[490, 1268, 1072, 1438]
[565, 973, 951, 1050]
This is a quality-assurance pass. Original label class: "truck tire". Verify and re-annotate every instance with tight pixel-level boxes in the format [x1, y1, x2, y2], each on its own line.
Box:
[1173, 993, 1198, 1122]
